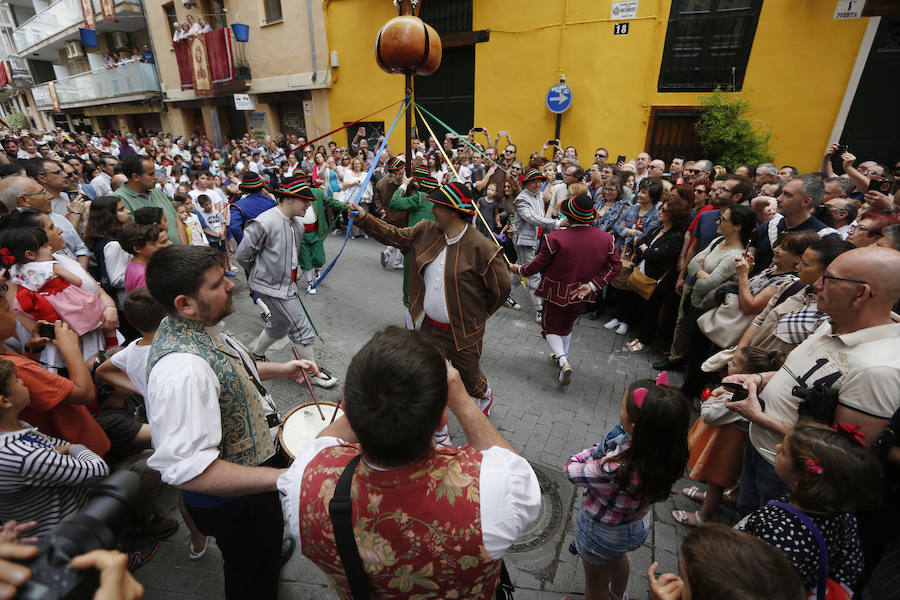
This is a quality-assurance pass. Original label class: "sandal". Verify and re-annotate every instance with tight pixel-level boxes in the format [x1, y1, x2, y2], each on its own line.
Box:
[188, 536, 209, 561]
[682, 486, 706, 503]
[626, 340, 647, 353]
[672, 509, 704, 527]
[723, 485, 740, 506]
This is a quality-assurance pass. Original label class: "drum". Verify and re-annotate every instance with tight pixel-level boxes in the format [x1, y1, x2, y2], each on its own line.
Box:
[279, 401, 344, 462]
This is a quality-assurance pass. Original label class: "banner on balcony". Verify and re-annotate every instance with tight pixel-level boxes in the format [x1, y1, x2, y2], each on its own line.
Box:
[2, 62, 10, 87]
[0, 63, 8, 89]
[190, 37, 212, 96]
[99, 0, 114, 22]
[81, 0, 95, 29]
[48, 82, 60, 112]
[175, 29, 235, 92]
[206, 28, 235, 86]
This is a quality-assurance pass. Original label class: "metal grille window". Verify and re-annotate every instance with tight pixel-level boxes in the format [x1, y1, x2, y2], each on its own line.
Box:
[263, 0, 283, 24]
[658, 0, 762, 92]
[647, 110, 702, 167]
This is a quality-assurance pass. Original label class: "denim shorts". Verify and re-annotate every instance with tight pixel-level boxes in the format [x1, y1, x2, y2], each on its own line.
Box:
[575, 507, 651, 565]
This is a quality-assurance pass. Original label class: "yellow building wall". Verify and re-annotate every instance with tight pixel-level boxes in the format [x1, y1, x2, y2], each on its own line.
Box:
[323, 1, 412, 148]
[473, 0, 869, 171]
[323, 1, 869, 172]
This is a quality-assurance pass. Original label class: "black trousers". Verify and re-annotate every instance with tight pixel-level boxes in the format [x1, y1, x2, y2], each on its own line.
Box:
[185, 490, 284, 600]
[681, 305, 716, 397]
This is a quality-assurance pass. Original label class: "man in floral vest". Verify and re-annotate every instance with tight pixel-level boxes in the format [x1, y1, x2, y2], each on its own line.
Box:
[278, 326, 541, 599]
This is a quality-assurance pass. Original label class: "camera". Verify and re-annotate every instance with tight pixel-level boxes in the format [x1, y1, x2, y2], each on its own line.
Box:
[38, 323, 55, 340]
[793, 382, 840, 424]
[15, 471, 142, 600]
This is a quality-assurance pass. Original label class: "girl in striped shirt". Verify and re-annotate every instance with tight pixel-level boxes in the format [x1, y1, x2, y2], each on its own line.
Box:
[0, 358, 109, 537]
[565, 376, 690, 600]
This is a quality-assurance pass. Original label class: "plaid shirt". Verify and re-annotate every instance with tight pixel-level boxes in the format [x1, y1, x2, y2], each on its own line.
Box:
[774, 291, 824, 345]
[565, 438, 650, 526]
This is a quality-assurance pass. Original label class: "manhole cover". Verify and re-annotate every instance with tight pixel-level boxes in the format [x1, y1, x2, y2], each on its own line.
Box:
[504, 461, 576, 581]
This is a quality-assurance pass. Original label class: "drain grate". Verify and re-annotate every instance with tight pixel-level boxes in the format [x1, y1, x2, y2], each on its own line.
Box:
[505, 461, 576, 581]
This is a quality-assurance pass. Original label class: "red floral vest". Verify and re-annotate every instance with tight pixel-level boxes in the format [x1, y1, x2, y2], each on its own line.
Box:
[299, 443, 502, 599]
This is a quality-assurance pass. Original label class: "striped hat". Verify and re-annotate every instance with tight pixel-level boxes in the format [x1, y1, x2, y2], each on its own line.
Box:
[239, 171, 265, 191]
[521, 167, 546, 184]
[427, 182, 474, 216]
[413, 165, 431, 179]
[387, 157, 405, 172]
[559, 193, 597, 223]
[418, 176, 439, 192]
[293, 167, 309, 180]
[275, 175, 314, 201]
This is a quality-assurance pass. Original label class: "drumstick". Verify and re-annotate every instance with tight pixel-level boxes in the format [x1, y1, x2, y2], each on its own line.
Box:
[330, 397, 342, 424]
[292, 347, 325, 420]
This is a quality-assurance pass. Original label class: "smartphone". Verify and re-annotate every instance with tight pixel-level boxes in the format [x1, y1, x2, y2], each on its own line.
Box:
[38, 322, 55, 340]
[498, 130, 508, 137]
[546, 140, 557, 146]
[474, 127, 485, 133]
[868, 178, 891, 194]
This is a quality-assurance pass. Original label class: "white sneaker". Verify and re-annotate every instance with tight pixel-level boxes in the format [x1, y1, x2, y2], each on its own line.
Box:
[306, 284, 317, 295]
[604, 318, 621, 330]
[535, 310, 542, 323]
[392, 262, 404, 269]
[380, 249, 389, 269]
[310, 371, 338, 389]
[616, 323, 629, 335]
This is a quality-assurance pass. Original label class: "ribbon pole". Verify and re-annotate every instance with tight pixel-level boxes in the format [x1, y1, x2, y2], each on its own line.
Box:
[414, 103, 527, 290]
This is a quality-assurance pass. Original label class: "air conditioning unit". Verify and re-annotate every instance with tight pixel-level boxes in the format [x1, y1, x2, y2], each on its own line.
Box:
[181, 0, 196, 8]
[112, 31, 129, 49]
[65, 41, 84, 59]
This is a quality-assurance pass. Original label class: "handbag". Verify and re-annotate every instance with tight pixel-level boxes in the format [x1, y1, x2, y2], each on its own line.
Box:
[697, 292, 755, 348]
[767, 500, 852, 599]
[610, 244, 635, 290]
[627, 265, 670, 300]
[329, 454, 516, 600]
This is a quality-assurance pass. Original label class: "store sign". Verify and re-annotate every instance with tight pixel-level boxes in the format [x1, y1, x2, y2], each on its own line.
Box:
[611, 0, 638, 20]
[248, 111, 267, 141]
[833, 0, 862, 19]
[233, 93, 255, 110]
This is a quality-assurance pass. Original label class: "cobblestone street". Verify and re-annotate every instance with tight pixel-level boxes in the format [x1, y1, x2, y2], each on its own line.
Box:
[135, 234, 726, 599]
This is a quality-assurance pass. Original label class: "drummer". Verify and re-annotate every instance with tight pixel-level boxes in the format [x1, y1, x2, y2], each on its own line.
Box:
[143, 244, 319, 600]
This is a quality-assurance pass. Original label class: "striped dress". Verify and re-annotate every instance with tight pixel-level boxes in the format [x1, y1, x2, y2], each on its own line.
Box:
[0, 423, 109, 537]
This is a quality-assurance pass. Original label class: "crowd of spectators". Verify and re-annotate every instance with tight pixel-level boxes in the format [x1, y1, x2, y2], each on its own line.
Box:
[0, 123, 897, 600]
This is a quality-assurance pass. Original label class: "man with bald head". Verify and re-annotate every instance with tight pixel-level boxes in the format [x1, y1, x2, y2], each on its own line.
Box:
[634, 152, 651, 184]
[726, 246, 900, 515]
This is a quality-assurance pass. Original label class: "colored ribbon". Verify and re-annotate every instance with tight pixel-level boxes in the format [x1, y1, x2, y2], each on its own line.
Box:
[414, 103, 526, 289]
[306, 97, 412, 295]
[304, 97, 409, 149]
[414, 102, 512, 179]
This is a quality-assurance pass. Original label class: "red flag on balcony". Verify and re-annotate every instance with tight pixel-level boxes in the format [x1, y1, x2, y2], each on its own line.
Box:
[81, 0, 95, 29]
[99, 0, 114, 22]
[205, 28, 235, 86]
[174, 39, 193, 90]
[48, 82, 60, 112]
[189, 37, 212, 96]
[0, 63, 8, 88]
[2, 62, 10, 86]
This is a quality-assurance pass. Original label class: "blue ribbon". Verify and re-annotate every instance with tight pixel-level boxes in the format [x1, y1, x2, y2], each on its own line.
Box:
[306, 96, 411, 295]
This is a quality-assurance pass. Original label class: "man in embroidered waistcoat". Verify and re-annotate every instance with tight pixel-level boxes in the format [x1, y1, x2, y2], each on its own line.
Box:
[348, 182, 510, 420]
[374, 156, 407, 270]
[277, 327, 541, 599]
[144, 244, 320, 600]
[510, 194, 621, 386]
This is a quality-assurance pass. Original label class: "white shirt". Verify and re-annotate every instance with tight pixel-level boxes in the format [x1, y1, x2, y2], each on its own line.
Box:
[750, 320, 900, 464]
[146, 323, 275, 486]
[103, 240, 131, 306]
[50, 192, 69, 217]
[90, 172, 113, 197]
[110, 339, 152, 399]
[277, 436, 541, 559]
[422, 225, 467, 324]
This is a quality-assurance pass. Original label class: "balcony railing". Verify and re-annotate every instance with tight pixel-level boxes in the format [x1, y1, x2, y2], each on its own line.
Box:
[13, 0, 141, 55]
[32, 60, 158, 109]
